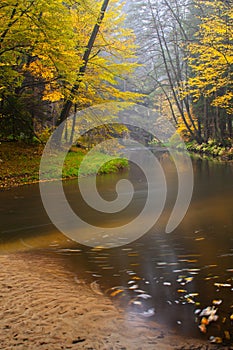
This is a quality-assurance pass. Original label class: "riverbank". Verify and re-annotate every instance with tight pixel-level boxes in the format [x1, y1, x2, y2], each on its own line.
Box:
[149, 139, 233, 162]
[185, 140, 233, 162]
[0, 252, 226, 350]
[0, 142, 128, 189]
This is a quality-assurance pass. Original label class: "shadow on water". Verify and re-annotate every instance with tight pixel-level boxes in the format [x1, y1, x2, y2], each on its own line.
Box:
[0, 150, 233, 343]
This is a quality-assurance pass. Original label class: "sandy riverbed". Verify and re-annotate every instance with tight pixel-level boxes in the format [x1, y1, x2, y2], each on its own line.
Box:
[0, 253, 227, 349]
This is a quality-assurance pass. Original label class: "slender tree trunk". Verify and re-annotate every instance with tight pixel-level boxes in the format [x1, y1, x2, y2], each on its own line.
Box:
[203, 97, 208, 142]
[56, 0, 110, 128]
[69, 104, 77, 144]
[227, 114, 232, 139]
[147, 0, 202, 143]
[214, 105, 219, 140]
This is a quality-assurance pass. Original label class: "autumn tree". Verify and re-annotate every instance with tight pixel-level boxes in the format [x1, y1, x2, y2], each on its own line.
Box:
[0, 0, 140, 140]
[185, 0, 233, 141]
[0, 0, 83, 138]
[125, 0, 203, 143]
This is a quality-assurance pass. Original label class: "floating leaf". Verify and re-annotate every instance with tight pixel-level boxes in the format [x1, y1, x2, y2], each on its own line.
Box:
[199, 324, 207, 333]
[209, 336, 222, 344]
[129, 284, 138, 290]
[194, 309, 201, 315]
[188, 293, 199, 297]
[200, 306, 217, 317]
[208, 314, 218, 322]
[201, 317, 209, 325]
[137, 293, 152, 300]
[186, 297, 195, 304]
[110, 289, 124, 297]
[214, 283, 231, 288]
[134, 289, 146, 294]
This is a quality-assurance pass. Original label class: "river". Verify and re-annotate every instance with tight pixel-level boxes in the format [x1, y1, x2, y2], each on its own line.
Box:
[0, 150, 233, 342]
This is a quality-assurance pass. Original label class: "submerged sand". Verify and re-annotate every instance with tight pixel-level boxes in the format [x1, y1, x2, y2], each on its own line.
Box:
[0, 253, 226, 349]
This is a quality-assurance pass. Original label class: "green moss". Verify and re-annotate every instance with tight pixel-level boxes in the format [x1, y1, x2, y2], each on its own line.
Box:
[62, 151, 128, 177]
[0, 142, 128, 189]
[183, 139, 233, 161]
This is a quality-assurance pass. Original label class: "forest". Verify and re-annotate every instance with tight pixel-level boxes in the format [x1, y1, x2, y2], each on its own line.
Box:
[0, 0, 232, 156]
[1, 2, 233, 348]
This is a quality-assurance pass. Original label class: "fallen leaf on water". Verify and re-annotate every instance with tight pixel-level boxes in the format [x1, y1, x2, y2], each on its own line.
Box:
[205, 276, 219, 280]
[212, 299, 222, 305]
[209, 336, 222, 344]
[199, 324, 207, 333]
[129, 284, 138, 290]
[214, 282, 231, 288]
[185, 277, 194, 283]
[134, 289, 146, 293]
[110, 289, 124, 297]
[187, 293, 199, 297]
[128, 280, 136, 285]
[132, 300, 142, 306]
[194, 309, 201, 315]
[201, 317, 209, 325]
[208, 314, 218, 322]
[186, 297, 195, 304]
[163, 282, 171, 286]
[200, 306, 217, 317]
[137, 293, 152, 299]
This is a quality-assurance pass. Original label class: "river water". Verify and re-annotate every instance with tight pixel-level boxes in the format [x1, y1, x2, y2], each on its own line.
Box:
[0, 150, 233, 343]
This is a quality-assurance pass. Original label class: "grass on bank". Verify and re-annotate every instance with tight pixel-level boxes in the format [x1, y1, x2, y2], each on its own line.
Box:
[149, 136, 233, 161]
[0, 142, 128, 189]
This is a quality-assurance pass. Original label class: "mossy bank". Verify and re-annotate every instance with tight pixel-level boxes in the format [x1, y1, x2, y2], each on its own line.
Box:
[0, 142, 128, 190]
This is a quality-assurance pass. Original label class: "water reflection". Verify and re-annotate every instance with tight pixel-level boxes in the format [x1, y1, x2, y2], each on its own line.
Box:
[0, 152, 232, 344]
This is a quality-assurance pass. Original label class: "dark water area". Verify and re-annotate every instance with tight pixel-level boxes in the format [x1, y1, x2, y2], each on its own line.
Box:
[0, 150, 233, 343]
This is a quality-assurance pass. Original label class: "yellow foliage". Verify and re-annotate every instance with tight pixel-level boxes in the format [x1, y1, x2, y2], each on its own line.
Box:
[0, 0, 140, 106]
[183, 0, 233, 114]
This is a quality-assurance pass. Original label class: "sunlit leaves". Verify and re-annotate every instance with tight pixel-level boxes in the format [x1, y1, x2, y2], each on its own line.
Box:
[186, 0, 233, 114]
[0, 0, 140, 109]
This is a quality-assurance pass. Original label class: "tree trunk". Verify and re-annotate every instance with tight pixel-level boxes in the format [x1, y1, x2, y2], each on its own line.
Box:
[56, 0, 110, 129]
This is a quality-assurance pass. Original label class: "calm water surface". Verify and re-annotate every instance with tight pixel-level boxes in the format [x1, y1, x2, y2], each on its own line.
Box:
[0, 151, 233, 343]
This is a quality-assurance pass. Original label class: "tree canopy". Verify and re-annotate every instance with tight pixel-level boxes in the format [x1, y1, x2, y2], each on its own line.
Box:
[125, 0, 232, 144]
[0, 0, 232, 146]
[0, 0, 140, 140]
